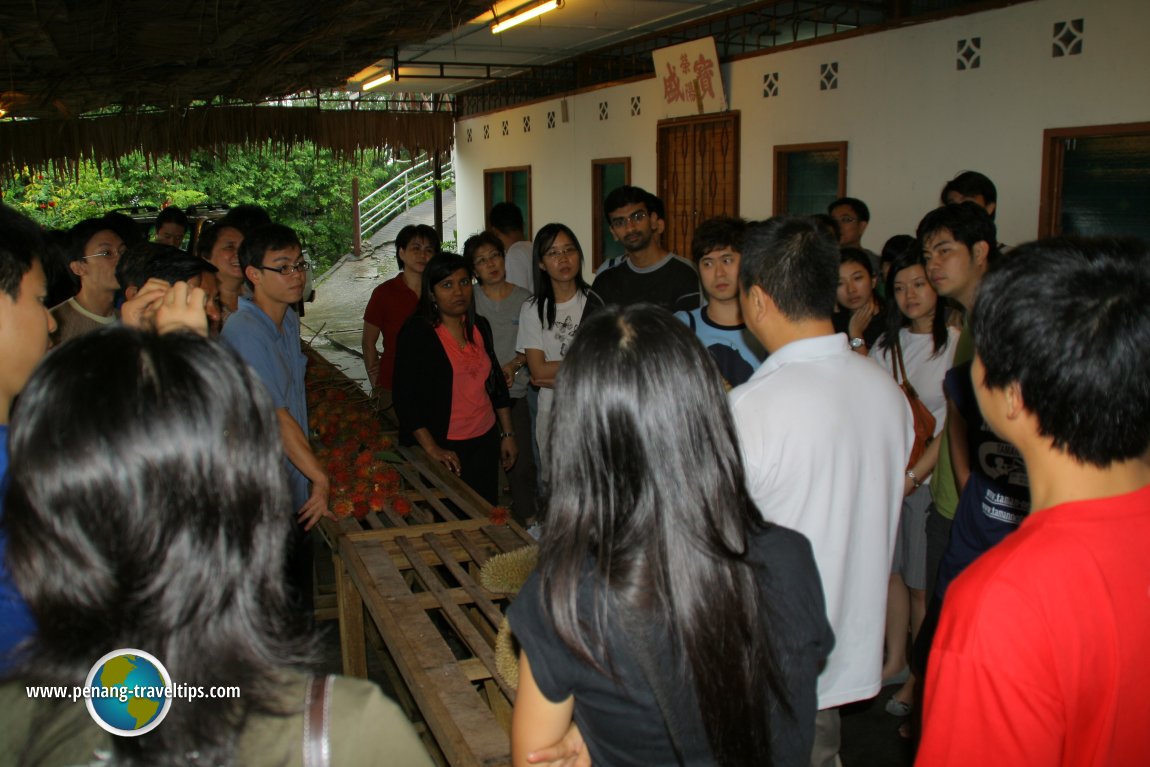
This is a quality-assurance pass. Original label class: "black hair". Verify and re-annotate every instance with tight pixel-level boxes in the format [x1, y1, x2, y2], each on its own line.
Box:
[880, 234, 915, 268]
[529, 223, 591, 329]
[41, 227, 77, 306]
[541, 304, 791, 767]
[739, 216, 839, 322]
[117, 242, 176, 291]
[916, 201, 997, 258]
[101, 211, 146, 248]
[394, 224, 440, 270]
[972, 236, 1150, 467]
[877, 237, 949, 355]
[488, 202, 525, 235]
[462, 231, 506, 283]
[808, 214, 841, 243]
[839, 247, 886, 320]
[691, 216, 746, 262]
[5, 327, 312, 765]
[415, 252, 477, 342]
[154, 206, 189, 231]
[941, 171, 997, 217]
[67, 216, 122, 265]
[118, 242, 217, 291]
[194, 220, 227, 261]
[828, 197, 870, 222]
[238, 223, 302, 288]
[603, 185, 663, 221]
[218, 204, 272, 236]
[839, 246, 875, 277]
[0, 204, 42, 300]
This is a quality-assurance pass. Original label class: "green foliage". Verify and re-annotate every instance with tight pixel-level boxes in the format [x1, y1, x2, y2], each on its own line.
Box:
[1, 144, 412, 272]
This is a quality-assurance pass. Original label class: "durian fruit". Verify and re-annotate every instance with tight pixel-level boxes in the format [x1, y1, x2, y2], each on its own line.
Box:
[480, 545, 538, 595]
[495, 616, 520, 690]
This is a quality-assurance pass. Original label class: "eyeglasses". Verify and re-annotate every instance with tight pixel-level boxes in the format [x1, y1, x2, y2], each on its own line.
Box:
[257, 261, 311, 276]
[834, 215, 858, 224]
[82, 248, 126, 260]
[544, 246, 579, 260]
[472, 253, 503, 268]
[609, 210, 649, 229]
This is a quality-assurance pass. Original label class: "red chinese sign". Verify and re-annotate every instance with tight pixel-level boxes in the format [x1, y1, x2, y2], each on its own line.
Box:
[652, 37, 727, 117]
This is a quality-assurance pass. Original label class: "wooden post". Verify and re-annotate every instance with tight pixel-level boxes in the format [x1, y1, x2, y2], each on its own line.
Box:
[352, 176, 362, 259]
[433, 152, 444, 245]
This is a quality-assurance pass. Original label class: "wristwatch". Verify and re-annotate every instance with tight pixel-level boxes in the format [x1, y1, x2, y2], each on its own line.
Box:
[850, 337, 865, 350]
[906, 469, 922, 489]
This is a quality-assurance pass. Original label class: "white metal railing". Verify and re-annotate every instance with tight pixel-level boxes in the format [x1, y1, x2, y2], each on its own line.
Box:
[358, 156, 454, 244]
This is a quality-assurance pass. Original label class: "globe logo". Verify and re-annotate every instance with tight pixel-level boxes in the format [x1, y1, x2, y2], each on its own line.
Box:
[84, 649, 173, 736]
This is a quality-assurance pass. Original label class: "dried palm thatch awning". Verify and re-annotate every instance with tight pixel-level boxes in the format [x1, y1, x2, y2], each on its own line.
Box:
[0, 106, 455, 175]
[0, 0, 487, 171]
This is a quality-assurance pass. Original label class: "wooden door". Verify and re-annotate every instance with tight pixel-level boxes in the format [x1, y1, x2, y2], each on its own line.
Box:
[657, 112, 739, 260]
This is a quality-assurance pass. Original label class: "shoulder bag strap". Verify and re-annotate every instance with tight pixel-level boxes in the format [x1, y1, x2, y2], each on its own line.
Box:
[303, 674, 332, 767]
[619, 619, 687, 766]
[894, 337, 920, 398]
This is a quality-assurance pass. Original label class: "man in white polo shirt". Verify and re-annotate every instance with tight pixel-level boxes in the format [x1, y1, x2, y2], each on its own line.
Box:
[730, 216, 912, 767]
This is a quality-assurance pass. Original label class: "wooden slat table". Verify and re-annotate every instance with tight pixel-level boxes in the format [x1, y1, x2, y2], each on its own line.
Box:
[337, 518, 535, 767]
[313, 433, 534, 767]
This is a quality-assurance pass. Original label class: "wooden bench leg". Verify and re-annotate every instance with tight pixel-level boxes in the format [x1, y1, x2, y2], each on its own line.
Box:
[335, 552, 368, 678]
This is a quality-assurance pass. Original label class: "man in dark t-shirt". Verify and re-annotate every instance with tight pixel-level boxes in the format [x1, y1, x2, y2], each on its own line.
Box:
[585, 186, 699, 317]
[933, 359, 1030, 599]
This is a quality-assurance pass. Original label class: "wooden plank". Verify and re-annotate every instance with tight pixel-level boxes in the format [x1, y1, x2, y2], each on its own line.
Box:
[425, 536, 505, 628]
[318, 515, 360, 550]
[458, 657, 495, 683]
[342, 535, 511, 767]
[451, 525, 527, 569]
[375, 503, 408, 527]
[408, 497, 437, 526]
[395, 461, 461, 522]
[395, 535, 516, 705]
[346, 517, 491, 543]
[416, 588, 501, 611]
[365, 618, 421, 720]
[334, 552, 367, 678]
[399, 445, 493, 521]
[485, 679, 514, 735]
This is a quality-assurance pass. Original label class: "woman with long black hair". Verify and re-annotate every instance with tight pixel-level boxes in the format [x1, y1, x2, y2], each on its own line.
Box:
[508, 305, 833, 766]
[870, 238, 959, 726]
[833, 246, 888, 354]
[514, 223, 599, 474]
[0, 327, 430, 765]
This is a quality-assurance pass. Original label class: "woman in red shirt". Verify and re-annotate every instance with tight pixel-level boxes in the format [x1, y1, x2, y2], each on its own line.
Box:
[361, 224, 439, 409]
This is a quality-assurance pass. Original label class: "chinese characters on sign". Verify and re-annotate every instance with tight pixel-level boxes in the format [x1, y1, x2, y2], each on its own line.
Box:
[652, 38, 727, 117]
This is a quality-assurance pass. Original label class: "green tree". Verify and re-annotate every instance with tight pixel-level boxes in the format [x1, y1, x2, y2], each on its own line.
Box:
[2, 144, 411, 272]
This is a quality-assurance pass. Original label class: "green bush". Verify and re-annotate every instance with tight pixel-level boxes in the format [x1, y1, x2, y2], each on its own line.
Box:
[2, 144, 413, 272]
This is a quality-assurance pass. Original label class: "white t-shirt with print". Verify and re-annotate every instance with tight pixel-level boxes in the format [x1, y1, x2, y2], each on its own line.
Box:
[516, 292, 588, 468]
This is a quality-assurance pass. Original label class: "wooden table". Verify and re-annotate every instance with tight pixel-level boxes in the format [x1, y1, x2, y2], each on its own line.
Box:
[320, 446, 534, 767]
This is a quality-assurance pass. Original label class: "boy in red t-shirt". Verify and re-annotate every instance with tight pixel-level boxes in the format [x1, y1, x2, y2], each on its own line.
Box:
[917, 236, 1150, 767]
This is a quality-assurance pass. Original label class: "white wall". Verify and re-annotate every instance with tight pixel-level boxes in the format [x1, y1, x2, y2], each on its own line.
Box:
[456, 0, 1150, 272]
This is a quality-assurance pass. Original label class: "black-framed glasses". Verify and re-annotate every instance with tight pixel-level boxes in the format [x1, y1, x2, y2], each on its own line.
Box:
[609, 210, 649, 229]
[834, 215, 858, 224]
[257, 261, 311, 276]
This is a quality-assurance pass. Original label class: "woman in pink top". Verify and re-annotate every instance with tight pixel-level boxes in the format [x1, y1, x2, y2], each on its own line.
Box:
[393, 253, 517, 504]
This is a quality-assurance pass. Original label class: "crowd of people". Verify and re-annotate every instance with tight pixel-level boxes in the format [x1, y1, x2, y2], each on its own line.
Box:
[0, 162, 1147, 766]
